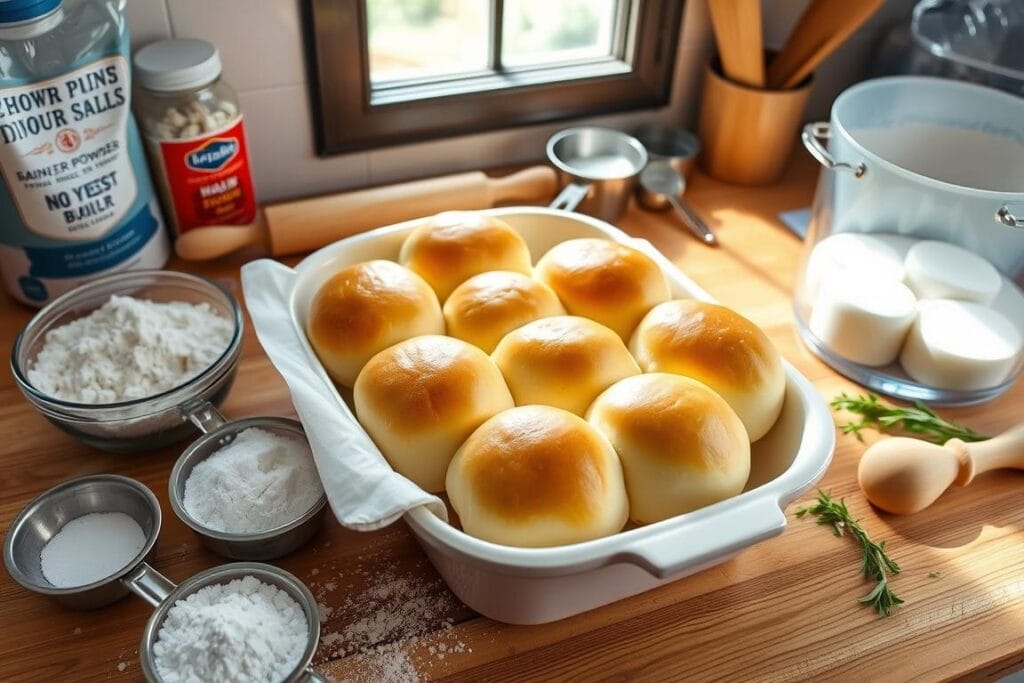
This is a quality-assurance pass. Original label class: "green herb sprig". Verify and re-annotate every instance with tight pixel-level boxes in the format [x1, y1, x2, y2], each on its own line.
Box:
[830, 392, 988, 444]
[796, 490, 904, 617]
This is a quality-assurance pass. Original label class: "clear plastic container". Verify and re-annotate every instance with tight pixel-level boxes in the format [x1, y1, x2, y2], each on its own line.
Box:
[797, 77, 1024, 406]
[133, 39, 258, 240]
[0, 0, 170, 307]
[874, 0, 1024, 97]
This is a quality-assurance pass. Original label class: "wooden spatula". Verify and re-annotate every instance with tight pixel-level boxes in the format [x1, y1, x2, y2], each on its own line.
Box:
[707, 0, 765, 88]
[768, 0, 884, 89]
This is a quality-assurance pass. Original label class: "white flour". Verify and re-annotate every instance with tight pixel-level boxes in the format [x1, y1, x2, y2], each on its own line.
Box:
[311, 548, 471, 683]
[28, 295, 233, 404]
[153, 575, 308, 683]
[183, 427, 323, 534]
[40, 512, 146, 587]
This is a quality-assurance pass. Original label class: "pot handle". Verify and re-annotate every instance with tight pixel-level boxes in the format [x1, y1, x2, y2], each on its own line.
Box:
[802, 123, 866, 179]
[620, 497, 787, 580]
[997, 204, 1024, 229]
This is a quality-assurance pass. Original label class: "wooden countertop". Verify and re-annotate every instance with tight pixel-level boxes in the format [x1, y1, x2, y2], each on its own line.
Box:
[2, 155, 1022, 682]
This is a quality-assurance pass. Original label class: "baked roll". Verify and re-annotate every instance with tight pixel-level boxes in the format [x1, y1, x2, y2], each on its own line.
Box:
[491, 315, 640, 416]
[630, 299, 785, 441]
[534, 237, 671, 341]
[588, 373, 750, 524]
[446, 405, 629, 547]
[354, 335, 513, 492]
[306, 259, 443, 387]
[444, 270, 566, 353]
[399, 212, 532, 301]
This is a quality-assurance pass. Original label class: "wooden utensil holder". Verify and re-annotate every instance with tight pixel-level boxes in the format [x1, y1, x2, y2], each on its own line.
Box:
[698, 57, 812, 185]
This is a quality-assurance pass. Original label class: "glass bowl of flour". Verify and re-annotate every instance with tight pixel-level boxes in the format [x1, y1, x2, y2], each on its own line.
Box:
[11, 270, 243, 453]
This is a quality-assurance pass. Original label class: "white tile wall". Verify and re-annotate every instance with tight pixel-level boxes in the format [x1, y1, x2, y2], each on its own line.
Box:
[123, 0, 914, 202]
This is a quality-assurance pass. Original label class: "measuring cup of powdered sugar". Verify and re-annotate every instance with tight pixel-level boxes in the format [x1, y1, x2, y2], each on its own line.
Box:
[137, 562, 324, 683]
[168, 400, 327, 560]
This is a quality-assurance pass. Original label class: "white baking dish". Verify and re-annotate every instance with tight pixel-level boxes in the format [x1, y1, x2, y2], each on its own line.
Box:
[288, 207, 835, 625]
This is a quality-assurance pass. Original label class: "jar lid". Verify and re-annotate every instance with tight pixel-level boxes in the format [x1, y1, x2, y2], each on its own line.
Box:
[0, 0, 61, 24]
[134, 39, 222, 92]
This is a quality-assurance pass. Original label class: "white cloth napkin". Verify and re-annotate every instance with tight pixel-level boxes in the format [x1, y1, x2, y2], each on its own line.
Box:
[240, 259, 447, 531]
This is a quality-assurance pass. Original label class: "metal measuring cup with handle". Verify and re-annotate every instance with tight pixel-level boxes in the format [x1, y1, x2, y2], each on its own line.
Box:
[169, 399, 327, 561]
[135, 562, 326, 683]
[3, 474, 325, 681]
[546, 126, 648, 222]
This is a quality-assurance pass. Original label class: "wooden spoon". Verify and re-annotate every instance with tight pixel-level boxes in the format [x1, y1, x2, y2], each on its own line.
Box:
[857, 424, 1024, 515]
[767, 0, 884, 90]
[707, 0, 765, 88]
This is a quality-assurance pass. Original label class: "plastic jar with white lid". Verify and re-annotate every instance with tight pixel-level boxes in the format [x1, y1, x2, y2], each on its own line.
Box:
[133, 39, 258, 240]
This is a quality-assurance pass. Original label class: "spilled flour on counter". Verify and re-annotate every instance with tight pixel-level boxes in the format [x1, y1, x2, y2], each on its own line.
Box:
[305, 542, 476, 683]
[28, 295, 233, 403]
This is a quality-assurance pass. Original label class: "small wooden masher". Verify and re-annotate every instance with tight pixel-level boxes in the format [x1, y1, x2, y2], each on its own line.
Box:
[857, 424, 1024, 515]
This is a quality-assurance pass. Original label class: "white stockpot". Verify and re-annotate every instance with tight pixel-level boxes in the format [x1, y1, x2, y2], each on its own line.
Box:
[803, 76, 1024, 284]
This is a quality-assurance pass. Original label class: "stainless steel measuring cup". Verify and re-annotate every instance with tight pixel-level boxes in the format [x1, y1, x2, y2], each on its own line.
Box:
[169, 400, 327, 561]
[3, 474, 165, 610]
[546, 126, 648, 222]
[632, 124, 701, 180]
[137, 562, 325, 683]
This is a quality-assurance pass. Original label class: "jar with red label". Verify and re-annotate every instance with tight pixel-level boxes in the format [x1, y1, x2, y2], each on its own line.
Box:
[133, 39, 258, 239]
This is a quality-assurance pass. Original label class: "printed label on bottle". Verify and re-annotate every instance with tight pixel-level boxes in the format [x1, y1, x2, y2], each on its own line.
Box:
[0, 55, 137, 241]
[156, 116, 257, 234]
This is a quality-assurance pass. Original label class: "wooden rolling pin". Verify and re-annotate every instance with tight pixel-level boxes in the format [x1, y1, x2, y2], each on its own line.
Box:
[857, 424, 1024, 515]
[175, 165, 557, 260]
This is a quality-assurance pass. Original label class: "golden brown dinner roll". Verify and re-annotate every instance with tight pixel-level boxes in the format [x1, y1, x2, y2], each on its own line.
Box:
[446, 405, 628, 547]
[443, 271, 566, 353]
[491, 315, 640, 416]
[587, 373, 750, 524]
[629, 300, 785, 442]
[306, 260, 444, 387]
[399, 212, 533, 301]
[354, 335, 514, 492]
[534, 238, 671, 341]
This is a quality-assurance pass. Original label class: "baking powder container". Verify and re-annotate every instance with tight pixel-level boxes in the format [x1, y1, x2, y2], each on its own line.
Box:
[168, 401, 327, 560]
[134, 39, 258, 240]
[796, 76, 1024, 405]
[136, 562, 325, 683]
[546, 126, 648, 222]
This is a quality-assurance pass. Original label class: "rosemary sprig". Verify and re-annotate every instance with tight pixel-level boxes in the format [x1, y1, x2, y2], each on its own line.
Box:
[830, 392, 988, 444]
[796, 490, 904, 617]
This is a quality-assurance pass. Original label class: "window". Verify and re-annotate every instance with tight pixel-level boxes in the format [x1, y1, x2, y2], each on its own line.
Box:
[304, 0, 684, 155]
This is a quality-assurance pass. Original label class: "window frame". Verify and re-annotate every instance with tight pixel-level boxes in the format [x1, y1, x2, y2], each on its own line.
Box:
[303, 0, 685, 155]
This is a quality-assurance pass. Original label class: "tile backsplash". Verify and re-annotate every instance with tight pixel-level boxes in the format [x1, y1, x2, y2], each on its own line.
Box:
[125, 0, 915, 203]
